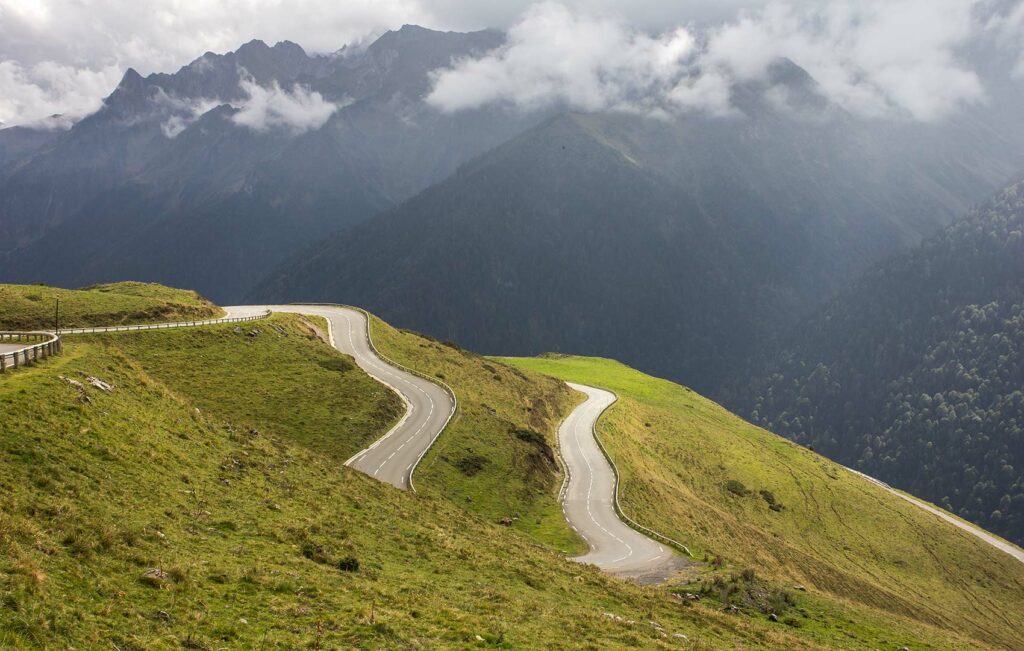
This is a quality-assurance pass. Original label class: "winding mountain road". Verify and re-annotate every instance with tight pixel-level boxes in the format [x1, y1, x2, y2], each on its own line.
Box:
[228, 305, 454, 490]
[30, 303, 1024, 571]
[51, 304, 453, 491]
[561, 383, 682, 583]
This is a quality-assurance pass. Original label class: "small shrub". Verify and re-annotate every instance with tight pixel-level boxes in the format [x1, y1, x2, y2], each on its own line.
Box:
[725, 480, 749, 497]
[301, 541, 334, 565]
[338, 556, 360, 572]
[454, 453, 489, 476]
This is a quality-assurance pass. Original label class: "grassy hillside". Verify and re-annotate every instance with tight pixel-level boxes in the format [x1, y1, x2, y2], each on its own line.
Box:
[367, 316, 586, 553]
[0, 282, 222, 330]
[501, 355, 1024, 650]
[2, 315, 833, 649]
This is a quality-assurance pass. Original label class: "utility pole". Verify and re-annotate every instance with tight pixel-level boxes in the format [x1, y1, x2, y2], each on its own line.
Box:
[54, 298, 60, 335]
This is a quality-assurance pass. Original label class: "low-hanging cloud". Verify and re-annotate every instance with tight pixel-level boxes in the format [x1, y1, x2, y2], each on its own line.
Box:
[705, 0, 985, 121]
[426, 3, 730, 117]
[230, 78, 340, 134]
[987, 1, 1024, 77]
[0, 60, 122, 128]
[157, 93, 224, 138]
[427, 0, 1003, 122]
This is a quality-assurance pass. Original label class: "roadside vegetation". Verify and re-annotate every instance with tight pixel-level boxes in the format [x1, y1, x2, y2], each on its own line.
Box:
[0, 282, 222, 330]
[2, 313, 829, 649]
[501, 354, 1024, 650]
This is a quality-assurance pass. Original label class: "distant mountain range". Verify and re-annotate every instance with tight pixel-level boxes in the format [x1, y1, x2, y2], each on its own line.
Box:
[253, 58, 1024, 393]
[0, 26, 544, 299]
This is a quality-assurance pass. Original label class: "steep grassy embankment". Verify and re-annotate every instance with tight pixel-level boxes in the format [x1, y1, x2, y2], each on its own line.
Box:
[1, 313, 834, 649]
[502, 355, 1024, 650]
[0, 282, 222, 330]
[367, 316, 586, 553]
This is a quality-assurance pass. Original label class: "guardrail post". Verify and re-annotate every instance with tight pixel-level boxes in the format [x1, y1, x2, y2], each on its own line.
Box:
[1, 354, 5, 372]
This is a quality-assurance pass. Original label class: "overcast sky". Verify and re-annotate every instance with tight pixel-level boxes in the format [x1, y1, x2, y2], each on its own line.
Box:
[1, 0, 1022, 127]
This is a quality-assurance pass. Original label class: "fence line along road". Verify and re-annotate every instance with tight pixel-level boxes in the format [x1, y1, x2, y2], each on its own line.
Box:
[61, 309, 271, 335]
[0, 309, 271, 373]
[0, 331, 63, 373]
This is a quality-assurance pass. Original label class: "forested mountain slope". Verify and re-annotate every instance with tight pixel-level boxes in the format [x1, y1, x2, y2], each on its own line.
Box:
[734, 177, 1024, 545]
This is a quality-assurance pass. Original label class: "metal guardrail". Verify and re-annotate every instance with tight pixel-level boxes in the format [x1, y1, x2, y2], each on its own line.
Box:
[0, 310, 271, 374]
[286, 303, 459, 494]
[0, 331, 62, 373]
[584, 388, 694, 558]
[61, 310, 271, 335]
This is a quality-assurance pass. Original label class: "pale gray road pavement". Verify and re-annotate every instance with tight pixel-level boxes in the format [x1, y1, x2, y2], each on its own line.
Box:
[231, 305, 453, 490]
[561, 382, 682, 583]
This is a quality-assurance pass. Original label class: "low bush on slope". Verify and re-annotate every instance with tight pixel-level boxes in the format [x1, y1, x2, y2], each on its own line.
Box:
[502, 355, 1024, 650]
[0, 282, 222, 330]
[0, 314, 830, 649]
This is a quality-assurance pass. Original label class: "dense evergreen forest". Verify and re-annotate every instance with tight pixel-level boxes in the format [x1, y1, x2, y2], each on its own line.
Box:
[739, 178, 1024, 545]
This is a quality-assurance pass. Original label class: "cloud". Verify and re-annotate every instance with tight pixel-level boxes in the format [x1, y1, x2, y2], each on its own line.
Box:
[0, 60, 122, 127]
[428, 0, 994, 122]
[0, 0, 431, 126]
[427, 3, 733, 117]
[156, 94, 224, 138]
[704, 0, 985, 121]
[0, 0, 1017, 126]
[230, 78, 340, 134]
[986, 1, 1024, 77]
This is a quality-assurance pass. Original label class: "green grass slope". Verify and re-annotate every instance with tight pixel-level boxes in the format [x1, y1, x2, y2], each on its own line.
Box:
[1, 314, 836, 649]
[501, 355, 1024, 650]
[0, 282, 222, 330]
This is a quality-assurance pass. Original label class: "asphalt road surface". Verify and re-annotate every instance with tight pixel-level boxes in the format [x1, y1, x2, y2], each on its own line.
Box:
[231, 305, 453, 490]
[560, 382, 682, 583]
